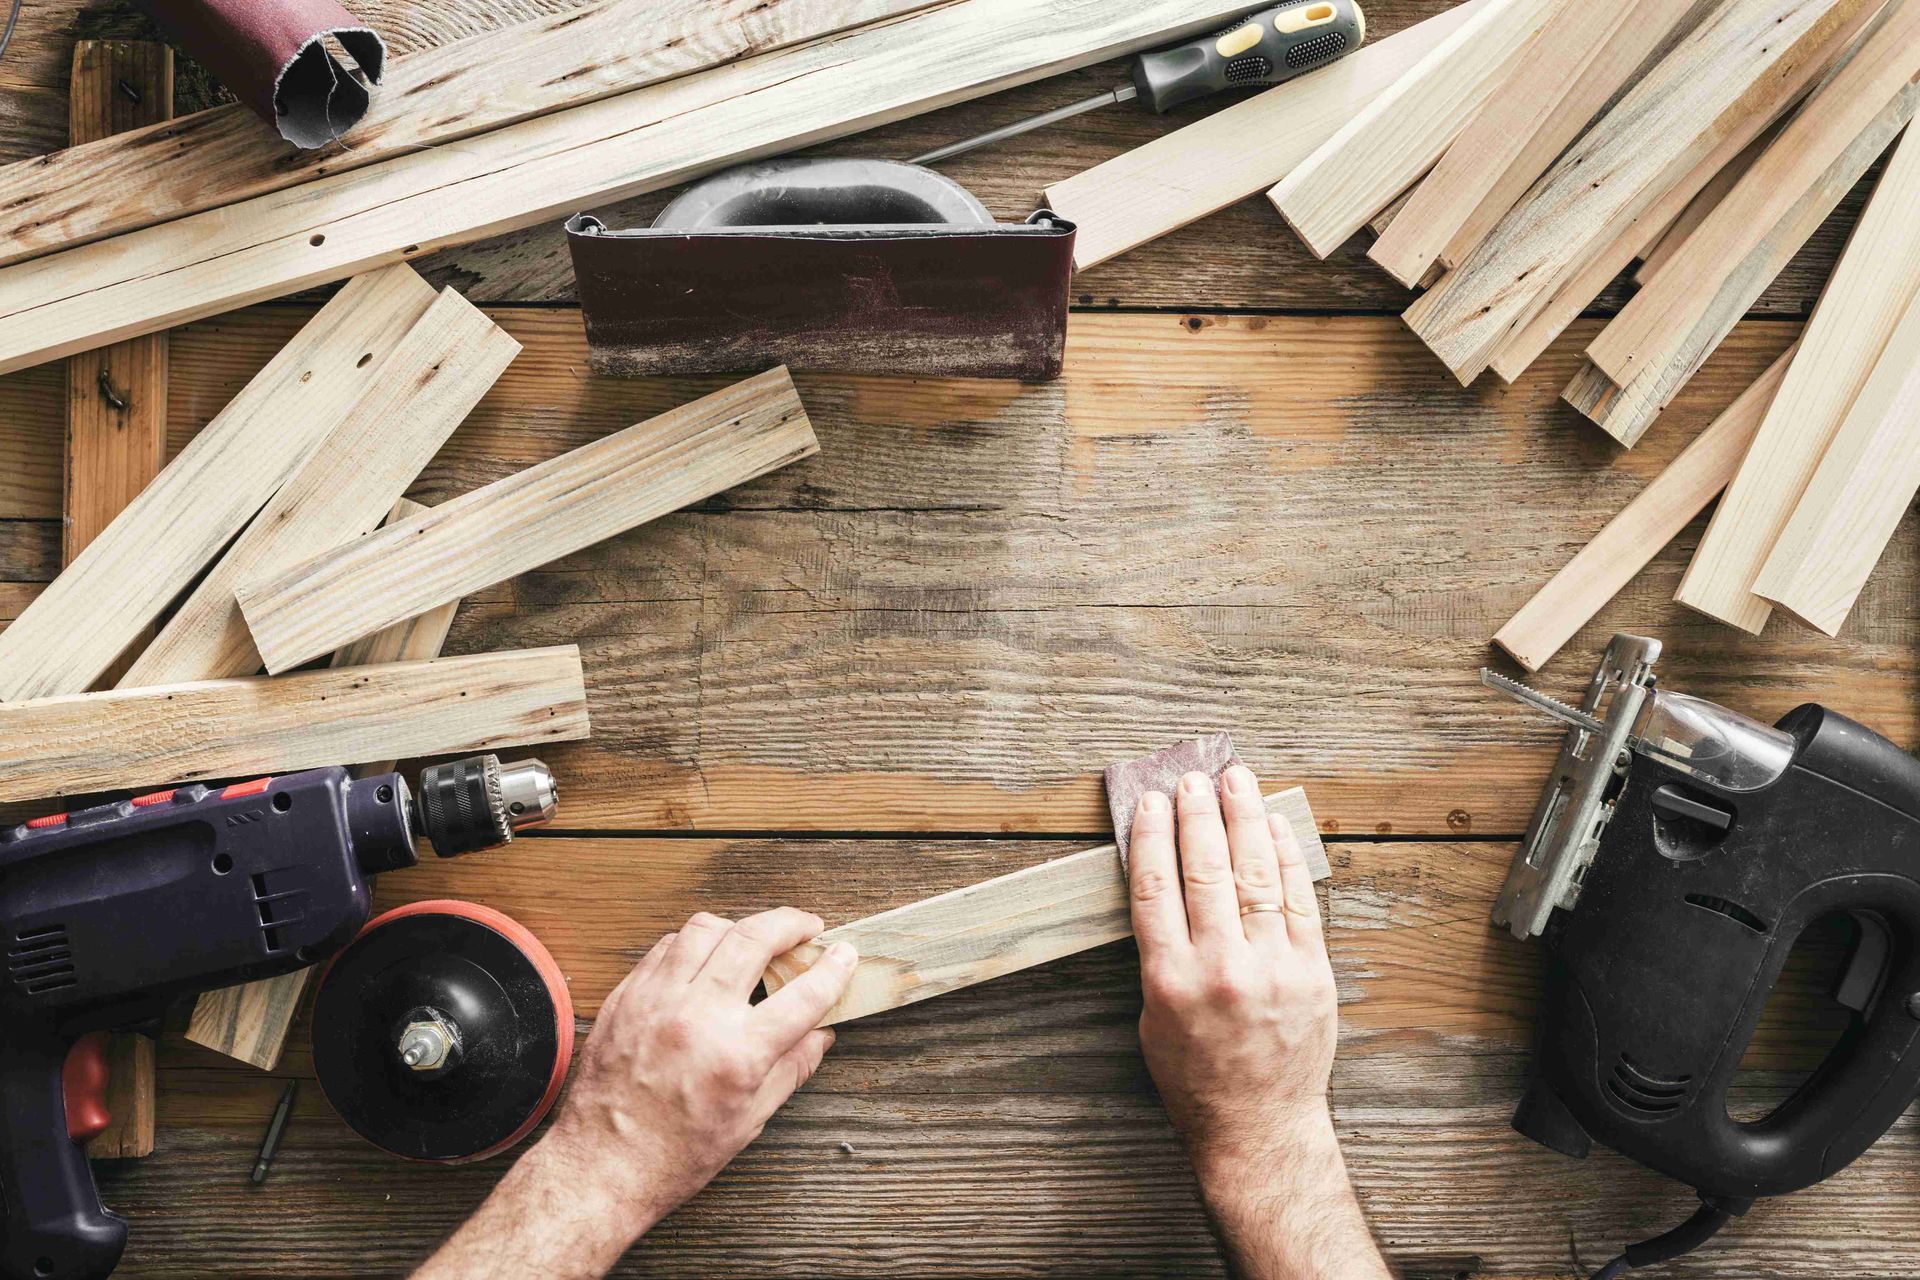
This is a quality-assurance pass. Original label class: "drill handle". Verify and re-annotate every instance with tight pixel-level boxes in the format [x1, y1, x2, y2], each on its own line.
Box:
[0, 1025, 124, 1280]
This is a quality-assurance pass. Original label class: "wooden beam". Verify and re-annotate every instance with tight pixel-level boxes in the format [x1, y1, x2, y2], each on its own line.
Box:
[0, 0, 1264, 376]
[0, 0, 940, 272]
[1676, 123, 1920, 632]
[1585, 4, 1920, 386]
[0, 646, 588, 805]
[1402, 0, 1874, 385]
[0, 265, 437, 700]
[1492, 343, 1795, 672]
[1633, 125, 1774, 287]
[83, 1032, 155, 1161]
[1368, 0, 1694, 289]
[239, 367, 818, 674]
[1268, 0, 1562, 261]
[118, 288, 518, 688]
[186, 499, 463, 1072]
[1038, 2, 1497, 272]
[762, 789, 1325, 1026]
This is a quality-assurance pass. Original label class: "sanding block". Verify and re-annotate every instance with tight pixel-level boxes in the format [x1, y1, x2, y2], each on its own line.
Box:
[1104, 732, 1331, 880]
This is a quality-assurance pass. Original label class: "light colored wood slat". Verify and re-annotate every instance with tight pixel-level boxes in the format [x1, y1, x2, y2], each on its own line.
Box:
[1403, 0, 1874, 385]
[186, 498, 463, 1073]
[762, 789, 1325, 1026]
[240, 368, 818, 673]
[1565, 76, 1917, 446]
[0, 646, 587, 804]
[118, 289, 518, 688]
[0, 265, 438, 700]
[1269, 0, 1562, 261]
[1492, 343, 1795, 671]
[0, 0, 939, 272]
[1676, 123, 1920, 631]
[1754, 293, 1920, 633]
[1368, 0, 1687, 288]
[1041, 1, 1493, 273]
[1586, 3, 1920, 386]
[0, 0, 1263, 377]
[1633, 125, 1773, 286]
[83, 1032, 154, 1161]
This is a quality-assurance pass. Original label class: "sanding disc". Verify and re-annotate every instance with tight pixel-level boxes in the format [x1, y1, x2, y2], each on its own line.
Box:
[312, 901, 573, 1163]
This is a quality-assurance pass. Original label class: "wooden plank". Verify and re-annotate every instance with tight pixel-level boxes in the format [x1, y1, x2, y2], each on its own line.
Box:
[0, 0, 1266, 376]
[1268, 0, 1563, 261]
[1754, 294, 1920, 633]
[118, 288, 518, 688]
[238, 367, 818, 674]
[1585, 3, 1920, 386]
[1403, 0, 1874, 385]
[0, 646, 588, 804]
[185, 500, 464, 1072]
[762, 789, 1325, 1026]
[0, 265, 438, 701]
[0, 0, 942, 271]
[84, 1032, 155, 1161]
[1633, 125, 1773, 286]
[1041, 1, 1493, 272]
[1368, 0, 1694, 288]
[1492, 343, 1795, 671]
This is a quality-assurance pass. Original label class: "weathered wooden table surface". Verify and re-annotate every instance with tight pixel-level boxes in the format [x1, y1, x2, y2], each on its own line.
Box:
[3, 2, 1917, 1276]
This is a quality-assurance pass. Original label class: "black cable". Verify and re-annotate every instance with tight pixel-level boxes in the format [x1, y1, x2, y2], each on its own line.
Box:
[1588, 1199, 1743, 1278]
[0, 0, 22, 65]
[1591, 1260, 1631, 1280]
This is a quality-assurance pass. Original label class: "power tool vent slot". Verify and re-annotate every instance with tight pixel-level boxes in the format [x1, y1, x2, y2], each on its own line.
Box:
[8, 923, 75, 994]
[1684, 894, 1770, 935]
[1285, 30, 1347, 70]
[1227, 55, 1274, 84]
[251, 873, 306, 954]
[1605, 1054, 1693, 1116]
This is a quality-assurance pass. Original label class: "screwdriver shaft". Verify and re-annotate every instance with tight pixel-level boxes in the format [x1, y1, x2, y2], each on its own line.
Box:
[910, 84, 1138, 167]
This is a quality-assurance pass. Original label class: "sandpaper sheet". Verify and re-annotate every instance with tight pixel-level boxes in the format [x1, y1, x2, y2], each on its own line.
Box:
[144, 0, 385, 148]
[1105, 733, 1331, 881]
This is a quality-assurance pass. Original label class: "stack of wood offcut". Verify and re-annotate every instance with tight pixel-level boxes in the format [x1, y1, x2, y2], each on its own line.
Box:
[1264, 0, 1920, 669]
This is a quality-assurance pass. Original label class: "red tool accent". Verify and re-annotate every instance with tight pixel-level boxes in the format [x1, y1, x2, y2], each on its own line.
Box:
[221, 777, 274, 799]
[63, 1032, 113, 1143]
[131, 789, 177, 808]
[27, 812, 68, 830]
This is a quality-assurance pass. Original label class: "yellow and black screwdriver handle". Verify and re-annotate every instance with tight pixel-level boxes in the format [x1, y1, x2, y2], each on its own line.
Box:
[1134, 2, 1367, 112]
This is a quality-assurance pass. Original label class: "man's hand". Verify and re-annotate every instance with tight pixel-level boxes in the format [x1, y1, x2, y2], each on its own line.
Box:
[1130, 766, 1388, 1280]
[413, 909, 856, 1280]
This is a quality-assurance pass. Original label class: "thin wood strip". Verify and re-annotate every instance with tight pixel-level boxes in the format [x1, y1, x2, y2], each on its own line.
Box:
[1403, 0, 1874, 385]
[118, 288, 518, 688]
[83, 1033, 155, 1161]
[1041, 1, 1493, 273]
[1754, 293, 1920, 634]
[1633, 126, 1774, 287]
[239, 368, 818, 674]
[0, 265, 438, 700]
[0, 0, 941, 272]
[0, 646, 588, 804]
[762, 789, 1325, 1026]
[186, 498, 463, 1072]
[1492, 343, 1795, 672]
[0, 0, 1263, 376]
[1586, 3, 1920, 386]
[1268, 0, 1563, 261]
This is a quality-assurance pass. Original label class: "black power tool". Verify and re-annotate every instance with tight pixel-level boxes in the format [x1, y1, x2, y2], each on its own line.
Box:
[0, 755, 558, 1280]
[1486, 634, 1920, 1277]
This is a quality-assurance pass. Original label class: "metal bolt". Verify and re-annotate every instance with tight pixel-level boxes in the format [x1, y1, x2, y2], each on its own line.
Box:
[397, 1017, 457, 1071]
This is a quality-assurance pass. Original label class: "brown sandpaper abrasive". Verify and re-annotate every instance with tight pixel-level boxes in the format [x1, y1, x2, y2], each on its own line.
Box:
[143, 0, 386, 148]
[1105, 732, 1331, 881]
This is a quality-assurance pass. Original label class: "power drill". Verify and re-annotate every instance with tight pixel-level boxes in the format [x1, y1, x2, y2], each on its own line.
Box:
[0, 754, 559, 1280]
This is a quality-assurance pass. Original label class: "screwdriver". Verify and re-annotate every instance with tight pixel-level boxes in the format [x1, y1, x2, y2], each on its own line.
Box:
[910, 1, 1368, 167]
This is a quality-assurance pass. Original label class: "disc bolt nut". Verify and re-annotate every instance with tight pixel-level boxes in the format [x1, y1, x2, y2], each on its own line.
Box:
[398, 1017, 457, 1072]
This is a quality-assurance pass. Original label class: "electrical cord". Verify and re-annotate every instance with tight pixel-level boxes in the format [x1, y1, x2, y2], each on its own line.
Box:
[0, 0, 22, 64]
[1588, 1198, 1747, 1278]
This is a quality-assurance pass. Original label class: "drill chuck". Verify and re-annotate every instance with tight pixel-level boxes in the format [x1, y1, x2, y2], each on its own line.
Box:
[415, 755, 559, 857]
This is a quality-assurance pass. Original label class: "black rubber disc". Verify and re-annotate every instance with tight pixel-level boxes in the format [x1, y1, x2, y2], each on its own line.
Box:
[312, 901, 573, 1163]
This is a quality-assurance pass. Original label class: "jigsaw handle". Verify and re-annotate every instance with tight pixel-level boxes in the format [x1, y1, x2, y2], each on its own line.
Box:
[0, 1025, 124, 1280]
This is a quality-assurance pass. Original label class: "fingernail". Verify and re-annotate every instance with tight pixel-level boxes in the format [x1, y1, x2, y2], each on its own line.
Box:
[1140, 790, 1170, 815]
[1269, 813, 1298, 846]
[822, 1028, 837, 1049]
[1180, 771, 1211, 796]
[1224, 764, 1256, 795]
[826, 941, 858, 965]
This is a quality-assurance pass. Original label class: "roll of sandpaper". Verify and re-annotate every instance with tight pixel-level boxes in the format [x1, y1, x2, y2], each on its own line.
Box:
[143, 0, 386, 148]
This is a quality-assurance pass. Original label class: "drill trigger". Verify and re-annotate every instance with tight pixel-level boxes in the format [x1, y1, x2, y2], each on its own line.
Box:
[62, 1031, 112, 1144]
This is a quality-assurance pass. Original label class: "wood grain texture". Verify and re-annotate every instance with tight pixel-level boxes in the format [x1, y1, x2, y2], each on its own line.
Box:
[239, 367, 818, 673]
[1493, 343, 1795, 671]
[118, 288, 518, 688]
[1270, 0, 1564, 261]
[0, 265, 438, 700]
[0, 0, 941, 270]
[0, 0, 1265, 376]
[762, 790, 1326, 1026]
[1046, 0, 1491, 272]
[0, 646, 587, 803]
[1633, 124, 1774, 286]
[84, 1031, 155, 1161]
[1405, 0, 1873, 384]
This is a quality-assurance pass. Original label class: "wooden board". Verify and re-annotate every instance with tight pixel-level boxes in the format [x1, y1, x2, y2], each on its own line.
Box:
[762, 789, 1325, 1026]
[118, 288, 518, 687]
[1044, 0, 1492, 272]
[1633, 125, 1774, 287]
[238, 367, 817, 673]
[84, 1032, 156, 1162]
[0, 0, 941, 270]
[0, 265, 438, 701]
[1493, 343, 1795, 671]
[1267, 0, 1563, 261]
[0, 0, 1267, 376]
[0, 646, 588, 803]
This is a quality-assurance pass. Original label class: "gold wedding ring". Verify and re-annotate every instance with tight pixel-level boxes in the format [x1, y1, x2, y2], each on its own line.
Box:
[1240, 902, 1283, 917]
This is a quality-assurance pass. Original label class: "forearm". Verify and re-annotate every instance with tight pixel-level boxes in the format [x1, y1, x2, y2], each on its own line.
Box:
[1191, 1110, 1391, 1280]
